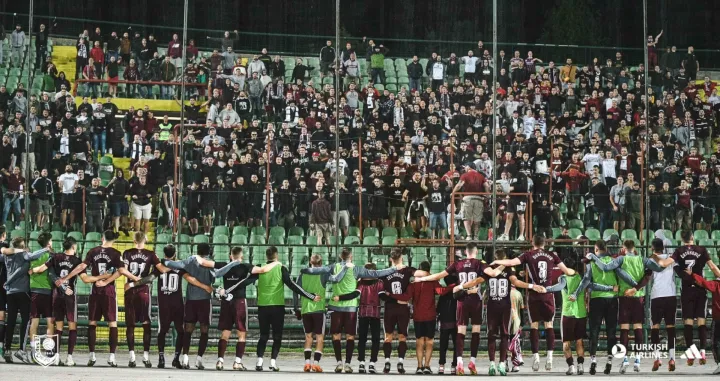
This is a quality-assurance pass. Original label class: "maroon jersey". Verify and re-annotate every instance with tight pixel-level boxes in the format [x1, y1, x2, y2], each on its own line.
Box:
[484, 264, 515, 308]
[84, 246, 125, 297]
[156, 269, 185, 308]
[45, 253, 83, 292]
[122, 248, 160, 293]
[382, 266, 416, 301]
[517, 249, 561, 288]
[672, 245, 710, 290]
[445, 257, 486, 302]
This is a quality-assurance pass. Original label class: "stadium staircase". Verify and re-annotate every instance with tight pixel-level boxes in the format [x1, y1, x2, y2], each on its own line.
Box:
[52, 45, 77, 90]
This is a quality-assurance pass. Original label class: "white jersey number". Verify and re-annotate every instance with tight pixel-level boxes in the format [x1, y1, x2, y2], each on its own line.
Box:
[160, 272, 179, 293]
[488, 278, 509, 298]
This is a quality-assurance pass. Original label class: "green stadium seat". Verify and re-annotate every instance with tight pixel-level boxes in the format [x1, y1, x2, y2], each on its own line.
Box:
[287, 235, 304, 245]
[312, 247, 330, 263]
[381, 236, 396, 246]
[289, 226, 305, 237]
[231, 234, 248, 245]
[50, 230, 64, 243]
[712, 230, 720, 242]
[694, 230, 709, 240]
[363, 236, 379, 245]
[363, 227, 379, 238]
[67, 231, 84, 244]
[603, 229, 619, 239]
[568, 219, 584, 230]
[249, 235, 266, 245]
[10, 229, 25, 239]
[552, 228, 561, 239]
[584, 228, 601, 241]
[193, 235, 209, 244]
[568, 228, 582, 240]
[156, 233, 171, 243]
[305, 235, 319, 245]
[269, 236, 284, 245]
[352, 247, 368, 266]
[381, 227, 398, 237]
[270, 226, 285, 238]
[213, 226, 229, 237]
[386, 84, 397, 93]
[400, 226, 415, 238]
[386, 77, 397, 84]
[374, 84, 384, 91]
[214, 235, 230, 261]
[233, 226, 249, 237]
[621, 230, 638, 240]
[251, 226, 265, 237]
[343, 236, 360, 245]
[639, 230, 654, 243]
[675, 230, 683, 241]
[411, 247, 429, 265]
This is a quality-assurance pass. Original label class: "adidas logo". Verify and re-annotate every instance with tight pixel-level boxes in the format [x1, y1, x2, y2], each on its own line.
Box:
[680, 344, 702, 359]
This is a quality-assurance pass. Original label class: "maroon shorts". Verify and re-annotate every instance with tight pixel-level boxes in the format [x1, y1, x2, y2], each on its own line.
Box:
[486, 303, 511, 336]
[88, 294, 118, 322]
[383, 304, 410, 335]
[30, 292, 53, 319]
[681, 288, 707, 320]
[184, 299, 212, 325]
[302, 313, 326, 335]
[124, 288, 151, 325]
[651, 296, 677, 325]
[218, 299, 247, 332]
[618, 297, 645, 325]
[456, 298, 483, 327]
[52, 290, 77, 322]
[528, 294, 555, 323]
[330, 311, 357, 335]
[561, 316, 586, 342]
[159, 299, 185, 331]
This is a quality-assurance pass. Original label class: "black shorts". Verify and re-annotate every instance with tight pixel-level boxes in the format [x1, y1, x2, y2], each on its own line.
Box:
[456, 298, 483, 327]
[0, 275, 6, 312]
[693, 207, 714, 224]
[507, 198, 526, 214]
[681, 288, 707, 320]
[651, 296, 677, 326]
[370, 208, 389, 220]
[330, 311, 357, 335]
[414, 320, 436, 339]
[218, 299, 248, 332]
[384, 304, 410, 335]
[302, 313, 326, 335]
[184, 299, 212, 325]
[61, 193, 75, 210]
[408, 202, 425, 219]
[30, 292, 53, 319]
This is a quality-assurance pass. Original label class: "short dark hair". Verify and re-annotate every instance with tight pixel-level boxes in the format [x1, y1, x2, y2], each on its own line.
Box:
[231, 246, 243, 258]
[265, 246, 278, 261]
[595, 239, 607, 252]
[364, 262, 377, 271]
[37, 232, 52, 248]
[103, 230, 119, 242]
[63, 237, 77, 251]
[466, 242, 477, 252]
[390, 248, 403, 261]
[0, 226, 6, 238]
[163, 245, 177, 259]
[196, 243, 211, 257]
[418, 261, 431, 272]
[623, 239, 635, 251]
[12, 237, 25, 249]
[651, 238, 665, 253]
[533, 235, 545, 247]
[341, 248, 351, 261]
[681, 229, 693, 243]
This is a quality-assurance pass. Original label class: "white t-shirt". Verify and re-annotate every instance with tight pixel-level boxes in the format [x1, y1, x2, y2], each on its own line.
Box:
[58, 173, 79, 193]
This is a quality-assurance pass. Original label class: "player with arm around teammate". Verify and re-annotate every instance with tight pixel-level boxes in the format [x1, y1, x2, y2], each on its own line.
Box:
[491, 235, 576, 372]
[456, 249, 537, 375]
[301, 247, 397, 373]
[651, 229, 720, 366]
[414, 242, 497, 375]
[29, 237, 84, 366]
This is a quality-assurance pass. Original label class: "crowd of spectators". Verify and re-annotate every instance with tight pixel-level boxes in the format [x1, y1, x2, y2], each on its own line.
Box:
[1, 25, 720, 247]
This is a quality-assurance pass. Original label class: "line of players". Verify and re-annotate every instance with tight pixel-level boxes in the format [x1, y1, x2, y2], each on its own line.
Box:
[1, 227, 720, 375]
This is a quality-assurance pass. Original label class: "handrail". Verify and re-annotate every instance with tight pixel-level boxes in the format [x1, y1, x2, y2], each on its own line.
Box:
[72, 78, 207, 96]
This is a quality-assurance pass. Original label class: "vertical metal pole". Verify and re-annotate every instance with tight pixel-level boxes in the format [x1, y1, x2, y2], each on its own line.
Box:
[491, 0, 498, 255]
[25, 2, 34, 239]
[265, 127, 271, 238]
[642, 0, 652, 342]
[358, 137, 363, 239]
[176, 0, 188, 239]
[334, 0, 341, 258]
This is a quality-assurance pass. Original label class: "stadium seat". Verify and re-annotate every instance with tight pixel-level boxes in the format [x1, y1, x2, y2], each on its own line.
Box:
[639, 230, 654, 243]
[86, 232, 102, 242]
[233, 226, 249, 237]
[568, 219, 584, 230]
[270, 226, 285, 238]
[381, 227, 398, 237]
[552, 228, 561, 238]
[156, 233, 171, 244]
[231, 234, 248, 245]
[213, 226, 229, 237]
[251, 226, 265, 237]
[381, 236, 396, 246]
[268, 236, 284, 245]
[568, 228, 583, 240]
[343, 236, 360, 245]
[411, 247, 429, 265]
[603, 229, 619, 239]
[193, 235, 209, 244]
[363, 227, 379, 238]
[400, 226, 415, 238]
[289, 226, 305, 237]
[347, 226, 360, 237]
[674, 230, 683, 241]
[584, 228, 601, 241]
[621, 230, 638, 240]
[287, 235, 304, 245]
[10, 229, 25, 239]
[712, 230, 720, 242]
[363, 236, 379, 245]
[249, 235, 266, 245]
[694, 230, 709, 240]
[214, 235, 230, 261]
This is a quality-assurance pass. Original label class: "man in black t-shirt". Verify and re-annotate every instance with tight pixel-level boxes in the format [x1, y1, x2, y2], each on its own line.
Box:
[403, 172, 427, 238]
[129, 176, 152, 233]
[424, 178, 450, 239]
[388, 178, 406, 228]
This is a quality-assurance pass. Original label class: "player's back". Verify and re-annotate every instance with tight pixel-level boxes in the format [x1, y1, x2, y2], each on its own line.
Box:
[518, 248, 560, 288]
[85, 246, 123, 296]
[123, 248, 159, 278]
[156, 269, 185, 307]
[49, 253, 83, 291]
[382, 265, 415, 296]
[672, 245, 710, 289]
[447, 257, 485, 302]
[485, 264, 514, 308]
